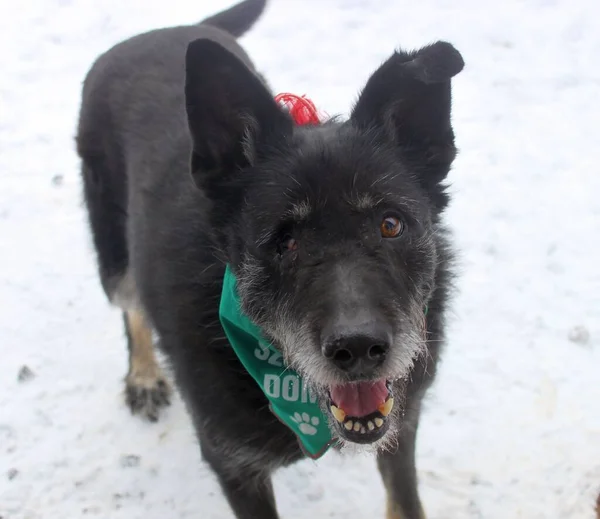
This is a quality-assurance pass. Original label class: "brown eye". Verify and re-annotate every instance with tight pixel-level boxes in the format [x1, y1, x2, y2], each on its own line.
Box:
[380, 216, 403, 238]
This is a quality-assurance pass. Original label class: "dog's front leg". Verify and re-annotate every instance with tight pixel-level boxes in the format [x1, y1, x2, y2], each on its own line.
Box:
[201, 444, 280, 519]
[377, 417, 426, 519]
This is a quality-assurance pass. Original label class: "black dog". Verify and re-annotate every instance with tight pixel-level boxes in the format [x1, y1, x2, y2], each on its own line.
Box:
[76, 1, 464, 517]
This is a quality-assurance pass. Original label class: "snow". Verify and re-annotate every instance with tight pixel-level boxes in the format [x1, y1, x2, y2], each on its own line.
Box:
[1, 0, 599, 517]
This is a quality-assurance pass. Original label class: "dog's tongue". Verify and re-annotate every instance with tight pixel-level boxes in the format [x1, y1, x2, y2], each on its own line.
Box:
[330, 381, 388, 418]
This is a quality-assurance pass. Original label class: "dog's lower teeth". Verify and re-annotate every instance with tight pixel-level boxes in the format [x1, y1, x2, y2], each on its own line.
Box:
[330, 405, 346, 423]
[339, 412, 388, 434]
[378, 397, 394, 417]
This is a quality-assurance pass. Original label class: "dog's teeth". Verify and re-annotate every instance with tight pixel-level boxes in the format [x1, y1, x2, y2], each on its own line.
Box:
[330, 405, 346, 423]
[353, 421, 361, 432]
[344, 420, 354, 431]
[374, 417, 384, 428]
[360, 426, 366, 434]
[378, 397, 394, 417]
[367, 421, 375, 431]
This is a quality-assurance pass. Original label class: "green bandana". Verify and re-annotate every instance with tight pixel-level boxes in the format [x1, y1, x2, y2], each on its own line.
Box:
[218, 265, 336, 459]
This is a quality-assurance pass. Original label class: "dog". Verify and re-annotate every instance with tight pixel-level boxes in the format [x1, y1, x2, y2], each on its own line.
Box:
[76, 1, 464, 517]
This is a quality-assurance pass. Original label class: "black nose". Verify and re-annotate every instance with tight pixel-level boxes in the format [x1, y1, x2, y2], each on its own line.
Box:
[322, 326, 391, 375]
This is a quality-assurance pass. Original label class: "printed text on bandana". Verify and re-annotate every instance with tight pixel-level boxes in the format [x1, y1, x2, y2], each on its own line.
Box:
[255, 346, 318, 404]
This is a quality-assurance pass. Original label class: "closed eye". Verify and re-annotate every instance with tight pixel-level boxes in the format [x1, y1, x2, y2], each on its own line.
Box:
[277, 233, 298, 255]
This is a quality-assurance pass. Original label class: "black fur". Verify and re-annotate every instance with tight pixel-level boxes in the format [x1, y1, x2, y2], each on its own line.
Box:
[77, 2, 464, 517]
[201, 0, 267, 38]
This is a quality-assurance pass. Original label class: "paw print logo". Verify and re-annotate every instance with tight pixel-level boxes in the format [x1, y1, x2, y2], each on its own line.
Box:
[291, 412, 320, 436]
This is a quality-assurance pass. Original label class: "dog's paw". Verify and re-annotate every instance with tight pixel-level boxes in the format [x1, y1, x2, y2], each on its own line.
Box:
[125, 372, 171, 422]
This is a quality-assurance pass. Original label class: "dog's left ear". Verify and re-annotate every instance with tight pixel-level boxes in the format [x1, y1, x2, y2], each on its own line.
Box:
[350, 41, 464, 188]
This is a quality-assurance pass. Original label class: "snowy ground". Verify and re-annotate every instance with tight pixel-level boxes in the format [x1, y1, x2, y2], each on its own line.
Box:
[1, 0, 599, 517]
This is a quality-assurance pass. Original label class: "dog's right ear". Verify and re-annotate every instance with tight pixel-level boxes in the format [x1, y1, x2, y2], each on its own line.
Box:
[185, 39, 292, 192]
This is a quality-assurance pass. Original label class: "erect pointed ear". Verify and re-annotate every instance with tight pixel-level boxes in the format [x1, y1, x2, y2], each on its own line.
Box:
[350, 41, 464, 186]
[185, 38, 292, 191]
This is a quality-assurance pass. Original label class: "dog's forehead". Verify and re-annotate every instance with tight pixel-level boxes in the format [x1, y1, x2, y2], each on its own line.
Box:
[283, 124, 425, 217]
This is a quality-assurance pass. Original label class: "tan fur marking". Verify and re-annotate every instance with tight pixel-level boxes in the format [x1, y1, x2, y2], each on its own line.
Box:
[386, 497, 407, 519]
[386, 498, 405, 519]
[123, 309, 171, 421]
[126, 310, 167, 389]
[385, 497, 426, 519]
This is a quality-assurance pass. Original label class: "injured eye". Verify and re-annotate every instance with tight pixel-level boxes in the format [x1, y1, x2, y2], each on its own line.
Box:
[277, 234, 298, 255]
[380, 216, 404, 239]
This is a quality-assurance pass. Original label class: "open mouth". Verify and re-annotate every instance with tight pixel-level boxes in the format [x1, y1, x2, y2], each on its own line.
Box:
[328, 380, 393, 444]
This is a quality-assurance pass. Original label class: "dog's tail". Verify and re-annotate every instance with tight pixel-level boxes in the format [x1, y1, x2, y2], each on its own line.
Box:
[200, 0, 267, 38]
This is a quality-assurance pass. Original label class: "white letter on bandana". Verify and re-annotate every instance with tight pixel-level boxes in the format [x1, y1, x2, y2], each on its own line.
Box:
[264, 374, 280, 398]
[282, 374, 300, 402]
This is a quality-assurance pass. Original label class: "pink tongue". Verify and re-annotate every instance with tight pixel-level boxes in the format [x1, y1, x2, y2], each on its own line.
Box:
[330, 380, 389, 418]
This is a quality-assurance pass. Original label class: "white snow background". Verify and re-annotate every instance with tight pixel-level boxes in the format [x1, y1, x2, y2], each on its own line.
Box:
[1, 0, 599, 517]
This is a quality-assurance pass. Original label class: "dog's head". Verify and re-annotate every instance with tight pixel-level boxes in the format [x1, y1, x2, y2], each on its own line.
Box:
[185, 39, 463, 446]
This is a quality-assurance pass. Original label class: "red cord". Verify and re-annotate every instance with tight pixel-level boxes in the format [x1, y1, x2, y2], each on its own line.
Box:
[275, 92, 321, 125]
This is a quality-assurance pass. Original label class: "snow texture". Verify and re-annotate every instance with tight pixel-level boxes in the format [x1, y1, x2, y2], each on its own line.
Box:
[1, 0, 599, 517]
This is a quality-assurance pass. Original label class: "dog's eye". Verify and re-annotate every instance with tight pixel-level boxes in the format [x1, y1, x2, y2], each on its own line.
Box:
[285, 237, 298, 251]
[278, 234, 298, 254]
[380, 216, 404, 239]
